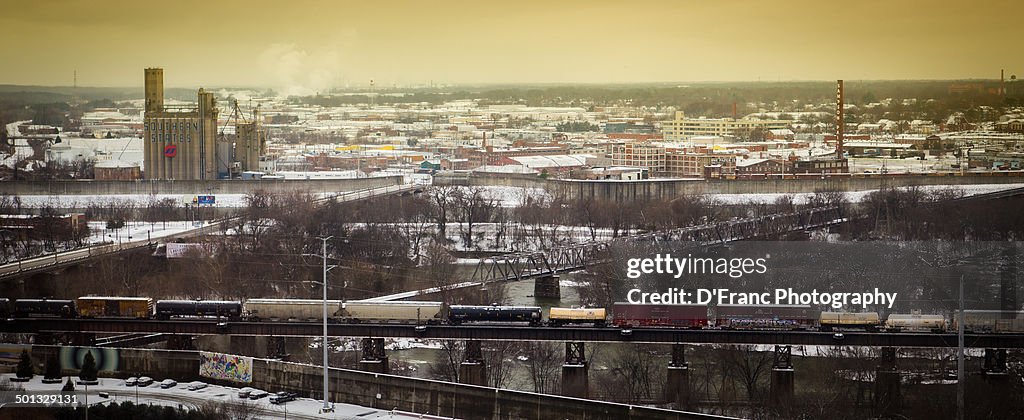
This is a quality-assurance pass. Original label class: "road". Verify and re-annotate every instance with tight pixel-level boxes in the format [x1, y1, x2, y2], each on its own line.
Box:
[0, 183, 418, 280]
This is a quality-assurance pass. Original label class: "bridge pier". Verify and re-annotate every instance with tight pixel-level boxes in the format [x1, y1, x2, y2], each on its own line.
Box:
[166, 335, 194, 350]
[874, 347, 901, 417]
[228, 336, 263, 357]
[359, 338, 389, 374]
[267, 336, 288, 359]
[69, 333, 96, 346]
[34, 332, 58, 345]
[561, 342, 588, 398]
[665, 344, 690, 407]
[458, 340, 487, 386]
[770, 345, 794, 409]
[983, 348, 1009, 384]
[534, 275, 560, 299]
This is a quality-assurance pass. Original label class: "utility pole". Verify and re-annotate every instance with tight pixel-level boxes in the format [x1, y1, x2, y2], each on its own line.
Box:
[320, 235, 333, 414]
[957, 274, 964, 420]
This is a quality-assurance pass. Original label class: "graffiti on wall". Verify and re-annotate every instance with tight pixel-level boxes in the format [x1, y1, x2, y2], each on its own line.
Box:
[58, 347, 119, 372]
[199, 351, 252, 383]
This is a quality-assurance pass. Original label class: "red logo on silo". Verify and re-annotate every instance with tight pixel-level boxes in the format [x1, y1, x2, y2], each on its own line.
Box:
[164, 144, 177, 158]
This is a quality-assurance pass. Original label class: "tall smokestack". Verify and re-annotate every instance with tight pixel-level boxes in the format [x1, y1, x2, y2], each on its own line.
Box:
[732, 103, 737, 119]
[836, 80, 844, 159]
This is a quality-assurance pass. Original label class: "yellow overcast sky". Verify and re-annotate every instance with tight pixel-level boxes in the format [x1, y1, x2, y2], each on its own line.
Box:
[0, 0, 1020, 93]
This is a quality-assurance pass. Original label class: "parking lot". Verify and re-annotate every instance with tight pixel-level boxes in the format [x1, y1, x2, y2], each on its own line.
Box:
[1, 374, 451, 419]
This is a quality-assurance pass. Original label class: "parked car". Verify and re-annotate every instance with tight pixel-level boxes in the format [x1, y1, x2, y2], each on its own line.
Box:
[160, 379, 177, 389]
[269, 392, 296, 404]
[248, 389, 269, 400]
[237, 387, 254, 398]
[137, 377, 154, 387]
[187, 381, 208, 391]
[125, 377, 137, 386]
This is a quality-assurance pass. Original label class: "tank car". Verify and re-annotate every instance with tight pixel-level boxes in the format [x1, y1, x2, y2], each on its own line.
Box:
[448, 305, 542, 326]
[819, 311, 881, 331]
[548, 307, 606, 327]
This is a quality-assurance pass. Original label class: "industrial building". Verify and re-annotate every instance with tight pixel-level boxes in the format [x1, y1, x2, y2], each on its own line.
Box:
[661, 111, 789, 141]
[143, 68, 265, 180]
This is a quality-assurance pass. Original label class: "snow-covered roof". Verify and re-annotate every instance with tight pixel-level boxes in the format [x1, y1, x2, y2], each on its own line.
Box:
[844, 141, 913, 149]
[473, 165, 538, 174]
[509, 154, 594, 169]
[737, 158, 770, 167]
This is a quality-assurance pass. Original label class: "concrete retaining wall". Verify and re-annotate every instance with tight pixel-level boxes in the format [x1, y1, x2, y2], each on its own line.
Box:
[27, 345, 714, 420]
[437, 172, 1024, 202]
[256, 359, 710, 419]
[0, 176, 404, 196]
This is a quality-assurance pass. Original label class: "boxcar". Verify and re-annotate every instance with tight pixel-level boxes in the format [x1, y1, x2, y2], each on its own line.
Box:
[819, 311, 881, 331]
[548, 307, 606, 327]
[154, 300, 242, 320]
[612, 303, 708, 328]
[953, 310, 1024, 333]
[13, 299, 77, 318]
[448, 305, 542, 326]
[243, 299, 344, 321]
[343, 301, 445, 324]
[76, 297, 152, 318]
[885, 314, 947, 331]
[716, 305, 816, 329]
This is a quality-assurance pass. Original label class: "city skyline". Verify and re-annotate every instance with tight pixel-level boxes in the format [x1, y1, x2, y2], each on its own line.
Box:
[0, 0, 1021, 95]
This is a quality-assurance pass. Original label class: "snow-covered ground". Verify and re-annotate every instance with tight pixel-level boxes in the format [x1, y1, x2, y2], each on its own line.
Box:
[18, 193, 255, 209]
[0, 374, 437, 419]
[14, 187, 396, 209]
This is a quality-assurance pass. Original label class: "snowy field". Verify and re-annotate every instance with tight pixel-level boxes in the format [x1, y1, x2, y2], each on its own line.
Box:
[1, 373, 436, 419]
[83, 220, 200, 244]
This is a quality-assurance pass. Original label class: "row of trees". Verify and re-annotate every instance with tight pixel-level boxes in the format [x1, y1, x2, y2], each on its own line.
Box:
[15, 348, 96, 382]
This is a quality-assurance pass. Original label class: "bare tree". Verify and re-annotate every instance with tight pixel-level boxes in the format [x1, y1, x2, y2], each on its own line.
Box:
[605, 343, 662, 403]
[428, 340, 465, 382]
[523, 341, 562, 394]
[484, 341, 522, 389]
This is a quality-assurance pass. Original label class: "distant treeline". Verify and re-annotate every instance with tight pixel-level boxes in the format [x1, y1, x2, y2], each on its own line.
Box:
[0, 85, 197, 104]
[295, 80, 1024, 116]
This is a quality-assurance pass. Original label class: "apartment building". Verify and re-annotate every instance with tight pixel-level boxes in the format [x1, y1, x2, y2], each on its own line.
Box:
[664, 151, 737, 178]
[610, 143, 666, 172]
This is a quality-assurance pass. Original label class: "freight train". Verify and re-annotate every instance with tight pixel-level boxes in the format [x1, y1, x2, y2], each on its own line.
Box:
[1, 297, 1022, 333]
